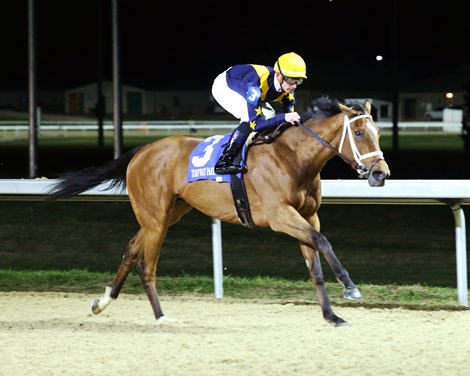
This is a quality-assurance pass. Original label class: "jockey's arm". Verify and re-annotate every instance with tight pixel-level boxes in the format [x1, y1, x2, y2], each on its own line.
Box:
[284, 112, 301, 124]
[280, 93, 300, 124]
[246, 102, 286, 131]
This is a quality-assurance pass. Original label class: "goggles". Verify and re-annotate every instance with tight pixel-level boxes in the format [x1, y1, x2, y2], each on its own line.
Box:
[283, 76, 303, 86]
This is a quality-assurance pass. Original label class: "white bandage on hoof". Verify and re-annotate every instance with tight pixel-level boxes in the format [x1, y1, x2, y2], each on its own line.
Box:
[91, 286, 115, 315]
[155, 316, 177, 325]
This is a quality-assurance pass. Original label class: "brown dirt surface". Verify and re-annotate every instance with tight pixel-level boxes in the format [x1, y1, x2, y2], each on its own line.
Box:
[1, 292, 469, 376]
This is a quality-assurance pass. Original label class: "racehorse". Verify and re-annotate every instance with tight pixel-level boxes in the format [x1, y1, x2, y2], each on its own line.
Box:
[48, 95, 390, 327]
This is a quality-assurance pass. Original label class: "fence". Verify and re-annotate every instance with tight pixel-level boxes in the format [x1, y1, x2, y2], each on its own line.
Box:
[0, 178, 468, 306]
[0, 119, 465, 137]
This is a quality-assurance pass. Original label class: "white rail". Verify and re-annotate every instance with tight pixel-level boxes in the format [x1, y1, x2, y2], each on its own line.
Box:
[0, 120, 238, 134]
[0, 179, 468, 306]
[0, 119, 464, 134]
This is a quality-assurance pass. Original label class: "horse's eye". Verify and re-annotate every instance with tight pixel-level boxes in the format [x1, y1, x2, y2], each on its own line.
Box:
[355, 130, 362, 137]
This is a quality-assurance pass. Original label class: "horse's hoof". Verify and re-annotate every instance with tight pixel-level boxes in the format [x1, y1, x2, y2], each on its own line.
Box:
[326, 316, 350, 327]
[343, 287, 362, 300]
[155, 316, 177, 325]
[335, 320, 351, 328]
[325, 313, 350, 327]
[91, 299, 102, 315]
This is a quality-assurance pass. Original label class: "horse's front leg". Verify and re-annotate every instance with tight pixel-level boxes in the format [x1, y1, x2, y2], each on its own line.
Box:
[300, 243, 347, 326]
[310, 232, 362, 301]
[303, 212, 361, 300]
[270, 207, 359, 326]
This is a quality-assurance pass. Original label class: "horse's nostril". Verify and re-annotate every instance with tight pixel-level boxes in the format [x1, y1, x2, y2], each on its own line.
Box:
[380, 170, 391, 179]
[374, 170, 387, 178]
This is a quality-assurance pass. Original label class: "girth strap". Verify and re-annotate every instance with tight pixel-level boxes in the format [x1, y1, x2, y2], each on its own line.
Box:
[230, 173, 255, 229]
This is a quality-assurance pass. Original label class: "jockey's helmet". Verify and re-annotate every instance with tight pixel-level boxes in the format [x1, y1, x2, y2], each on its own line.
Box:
[274, 52, 307, 79]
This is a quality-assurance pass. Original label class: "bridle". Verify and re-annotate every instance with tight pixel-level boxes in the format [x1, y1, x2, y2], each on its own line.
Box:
[297, 113, 384, 178]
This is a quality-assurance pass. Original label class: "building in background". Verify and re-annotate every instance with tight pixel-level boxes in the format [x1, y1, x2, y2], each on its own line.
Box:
[1, 62, 469, 122]
[64, 81, 146, 115]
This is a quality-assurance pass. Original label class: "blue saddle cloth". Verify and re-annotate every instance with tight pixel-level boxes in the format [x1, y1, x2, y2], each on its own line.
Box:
[187, 134, 247, 183]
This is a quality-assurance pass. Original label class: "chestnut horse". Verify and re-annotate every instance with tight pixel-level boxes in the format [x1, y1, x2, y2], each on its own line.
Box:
[48, 95, 390, 327]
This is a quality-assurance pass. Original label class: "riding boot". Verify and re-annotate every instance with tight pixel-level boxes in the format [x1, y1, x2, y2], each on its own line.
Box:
[215, 129, 248, 174]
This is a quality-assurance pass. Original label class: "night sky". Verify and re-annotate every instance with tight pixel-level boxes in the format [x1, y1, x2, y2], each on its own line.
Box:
[2, 0, 470, 91]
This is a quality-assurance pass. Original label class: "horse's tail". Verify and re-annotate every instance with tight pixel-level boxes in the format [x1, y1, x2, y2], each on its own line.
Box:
[47, 146, 143, 200]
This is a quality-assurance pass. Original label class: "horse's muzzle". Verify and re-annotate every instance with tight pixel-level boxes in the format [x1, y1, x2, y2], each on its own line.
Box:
[367, 159, 391, 187]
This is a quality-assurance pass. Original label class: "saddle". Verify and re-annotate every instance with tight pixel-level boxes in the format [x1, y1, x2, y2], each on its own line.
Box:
[252, 121, 293, 145]
[230, 122, 293, 229]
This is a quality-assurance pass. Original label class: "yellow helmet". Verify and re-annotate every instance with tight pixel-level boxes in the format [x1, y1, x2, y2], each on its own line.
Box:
[274, 52, 307, 79]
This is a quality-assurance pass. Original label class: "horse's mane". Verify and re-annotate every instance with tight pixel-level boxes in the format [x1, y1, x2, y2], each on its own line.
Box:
[254, 95, 365, 145]
[300, 95, 341, 123]
[300, 95, 365, 123]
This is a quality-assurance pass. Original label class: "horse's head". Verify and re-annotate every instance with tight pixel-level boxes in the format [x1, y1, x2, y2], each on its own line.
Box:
[336, 100, 391, 187]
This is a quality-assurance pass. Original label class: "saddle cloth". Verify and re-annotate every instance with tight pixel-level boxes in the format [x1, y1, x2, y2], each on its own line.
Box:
[187, 133, 248, 183]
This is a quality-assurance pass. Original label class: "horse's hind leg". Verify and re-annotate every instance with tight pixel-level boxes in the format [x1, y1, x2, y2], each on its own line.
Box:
[91, 226, 167, 319]
[91, 229, 145, 315]
[92, 200, 193, 320]
[91, 225, 169, 319]
[134, 257, 164, 318]
[131, 198, 194, 321]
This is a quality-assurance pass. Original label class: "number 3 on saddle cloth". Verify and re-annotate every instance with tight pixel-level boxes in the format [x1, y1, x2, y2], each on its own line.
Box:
[187, 133, 256, 228]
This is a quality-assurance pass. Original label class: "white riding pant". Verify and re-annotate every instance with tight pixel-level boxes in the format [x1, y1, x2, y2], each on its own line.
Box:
[211, 69, 276, 124]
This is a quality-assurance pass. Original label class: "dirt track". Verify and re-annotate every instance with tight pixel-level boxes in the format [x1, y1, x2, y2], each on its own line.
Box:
[0, 292, 469, 376]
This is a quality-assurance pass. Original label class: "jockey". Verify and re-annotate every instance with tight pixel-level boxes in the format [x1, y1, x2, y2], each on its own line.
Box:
[211, 52, 307, 174]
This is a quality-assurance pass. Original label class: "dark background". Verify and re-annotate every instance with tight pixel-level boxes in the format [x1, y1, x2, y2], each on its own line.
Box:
[2, 0, 470, 91]
[1, 1, 470, 180]
[0, 2, 468, 289]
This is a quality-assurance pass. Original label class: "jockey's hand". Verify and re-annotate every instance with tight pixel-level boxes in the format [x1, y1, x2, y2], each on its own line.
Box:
[284, 112, 301, 125]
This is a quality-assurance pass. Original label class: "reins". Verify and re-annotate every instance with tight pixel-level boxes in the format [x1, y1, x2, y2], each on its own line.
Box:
[297, 121, 357, 167]
[297, 113, 384, 178]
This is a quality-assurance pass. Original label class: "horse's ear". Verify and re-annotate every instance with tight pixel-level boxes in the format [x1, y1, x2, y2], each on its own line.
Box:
[364, 100, 372, 114]
[337, 101, 355, 116]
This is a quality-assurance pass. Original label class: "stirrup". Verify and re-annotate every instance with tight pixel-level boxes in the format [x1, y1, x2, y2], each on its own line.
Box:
[214, 164, 246, 175]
